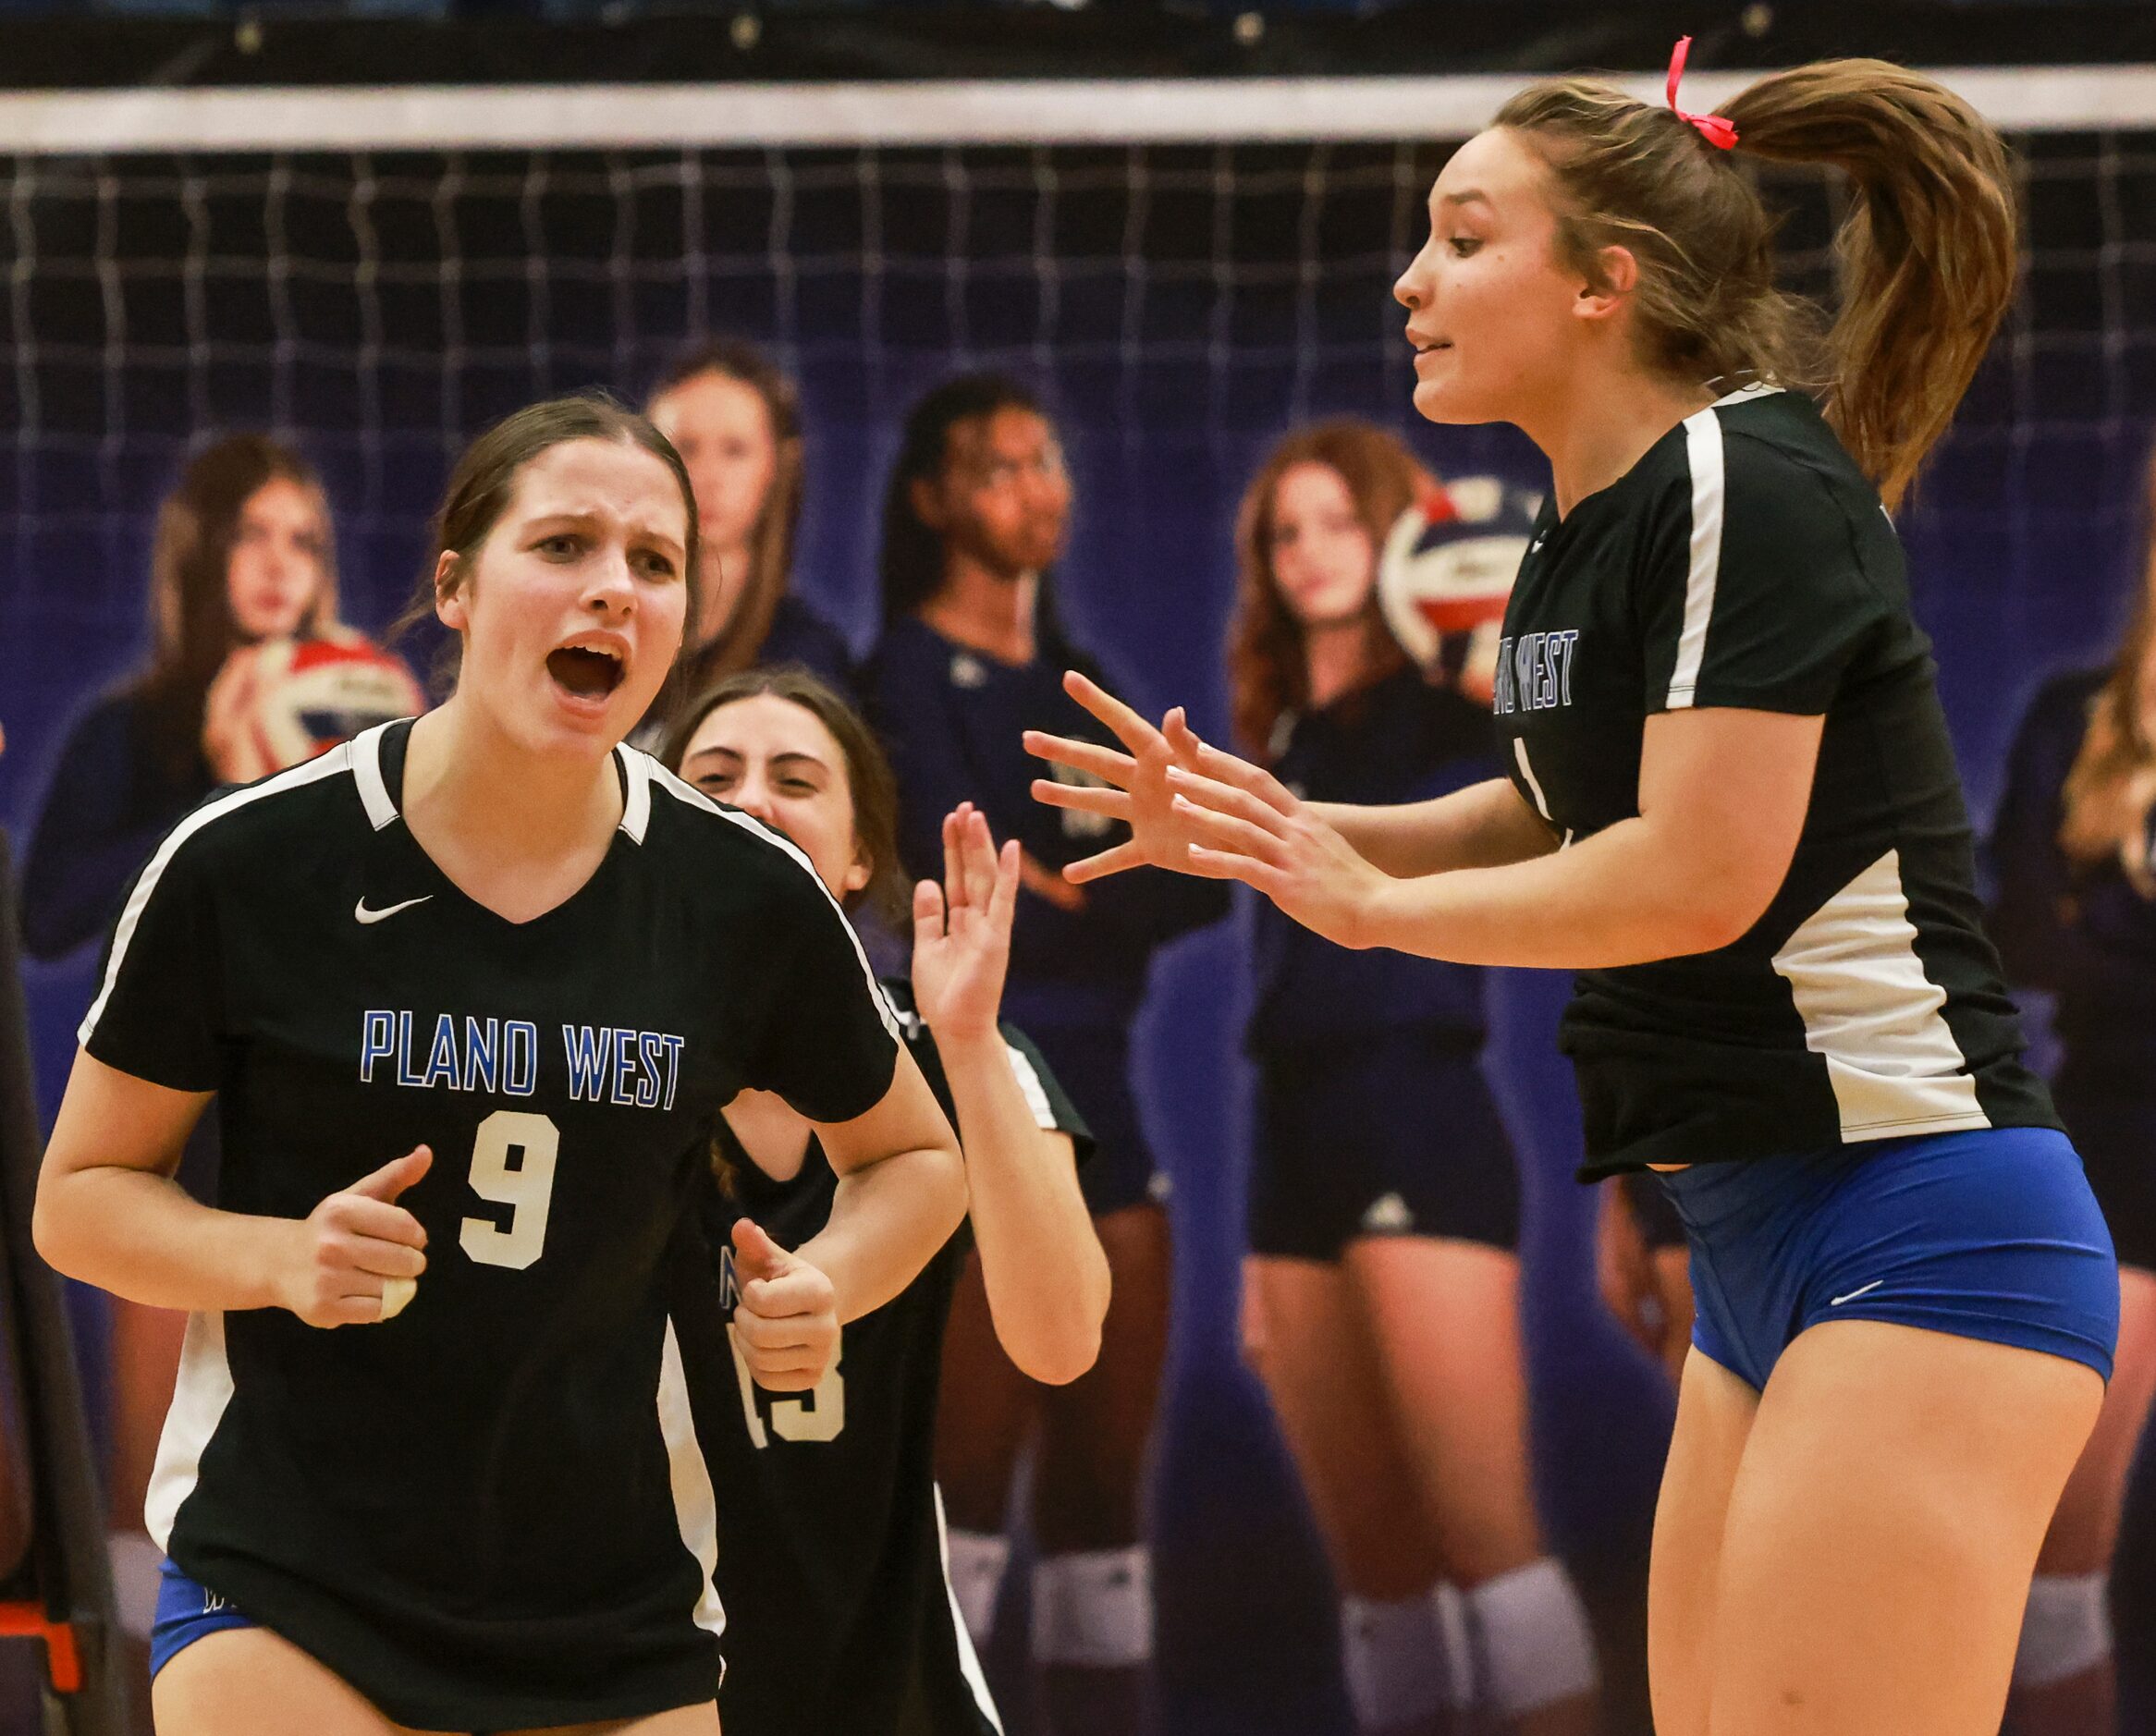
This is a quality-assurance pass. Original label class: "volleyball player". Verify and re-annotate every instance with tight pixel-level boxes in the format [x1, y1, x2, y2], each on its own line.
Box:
[32, 393, 967, 1736]
[864, 373, 1227, 1736]
[1029, 51, 2118, 1735]
[661, 666, 1108, 1736]
[1989, 440, 2156, 1733]
[646, 338, 853, 697]
[1227, 421, 1595, 1735]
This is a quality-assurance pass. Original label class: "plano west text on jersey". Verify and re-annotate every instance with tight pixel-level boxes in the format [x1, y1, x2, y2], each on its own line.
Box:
[359, 1010, 686, 1109]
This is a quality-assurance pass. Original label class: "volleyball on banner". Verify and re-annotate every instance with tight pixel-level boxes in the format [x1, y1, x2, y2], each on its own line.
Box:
[202, 630, 427, 784]
[1377, 476, 1540, 705]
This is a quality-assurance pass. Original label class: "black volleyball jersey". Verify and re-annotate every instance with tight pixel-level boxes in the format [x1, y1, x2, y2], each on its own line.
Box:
[1492, 385, 2056, 1177]
[80, 718, 901, 1730]
[672, 978, 1090, 1736]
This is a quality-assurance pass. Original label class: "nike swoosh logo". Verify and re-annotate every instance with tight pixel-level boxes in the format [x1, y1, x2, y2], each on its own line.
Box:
[355, 896, 432, 925]
[1829, 1279, 1885, 1307]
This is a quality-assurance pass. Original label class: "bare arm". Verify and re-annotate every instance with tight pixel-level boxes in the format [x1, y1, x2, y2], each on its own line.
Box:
[35, 1050, 430, 1326]
[914, 805, 1109, 1385]
[1030, 673, 1820, 972]
[1178, 708, 1822, 968]
[1307, 776, 1557, 878]
[796, 1048, 968, 1326]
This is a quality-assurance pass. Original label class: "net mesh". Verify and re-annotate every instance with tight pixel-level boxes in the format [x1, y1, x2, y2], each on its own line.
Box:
[1, 130, 2152, 806]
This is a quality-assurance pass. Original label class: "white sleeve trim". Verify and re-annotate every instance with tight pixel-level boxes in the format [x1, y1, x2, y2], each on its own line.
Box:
[1003, 1041, 1060, 1131]
[1667, 407, 1729, 711]
[79, 745, 358, 1049]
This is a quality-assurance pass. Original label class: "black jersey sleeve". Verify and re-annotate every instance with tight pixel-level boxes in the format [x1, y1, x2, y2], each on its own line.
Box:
[1636, 430, 1894, 718]
[78, 824, 225, 1092]
[996, 1021, 1096, 1167]
[747, 867, 902, 1125]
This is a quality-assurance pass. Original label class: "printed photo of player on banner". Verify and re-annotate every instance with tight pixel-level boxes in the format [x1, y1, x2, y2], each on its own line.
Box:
[0, 6, 2153, 1735]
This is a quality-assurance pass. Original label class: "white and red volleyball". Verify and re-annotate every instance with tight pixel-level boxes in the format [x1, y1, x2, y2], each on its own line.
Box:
[204, 629, 427, 784]
[1377, 474, 1539, 706]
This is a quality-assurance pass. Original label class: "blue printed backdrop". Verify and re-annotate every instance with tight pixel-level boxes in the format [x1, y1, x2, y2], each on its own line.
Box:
[0, 135, 2150, 1732]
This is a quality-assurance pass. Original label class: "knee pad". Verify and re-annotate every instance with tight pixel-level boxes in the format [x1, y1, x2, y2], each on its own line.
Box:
[1340, 1583, 1475, 1730]
[943, 1524, 1011, 1646]
[1467, 1557, 1599, 1718]
[2015, 1571, 2111, 1687]
[107, 1529, 163, 1642]
[1031, 1546, 1154, 1669]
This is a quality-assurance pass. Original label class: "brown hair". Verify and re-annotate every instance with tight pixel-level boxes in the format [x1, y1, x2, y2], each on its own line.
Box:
[1227, 421, 1424, 758]
[648, 338, 805, 690]
[396, 392, 702, 698]
[661, 665, 910, 927]
[2059, 447, 2156, 884]
[1495, 58, 2018, 511]
[127, 433, 337, 784]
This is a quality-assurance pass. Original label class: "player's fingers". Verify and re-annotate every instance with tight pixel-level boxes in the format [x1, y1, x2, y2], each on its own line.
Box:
[1029, 779, 1130, 821]
[746, 1360, 827, 1393]
[1185, 844, 1280, 889]
[731, 1305, 826, 1354]
[1165, 765, 1293, 837]
[730, 1217, 791, 1285]
[339, 1234, 427, 1281]
[348, 1145, 433, 1206]
[1022, 730, 1133, 789]
[986, 838, 1021, 932]
[1170, 794, 1290, 867]
[941, 808, 967, 914]
[1060, 670, 1167, 756]
[1184, 737, 1301, 814]
[957, 809, 1000, 911]
[331, 1196, 429, 1249]
[912, 877, 947, 949]
[739, 1268, 832, 1322]
[1061, 840, 1148, 886]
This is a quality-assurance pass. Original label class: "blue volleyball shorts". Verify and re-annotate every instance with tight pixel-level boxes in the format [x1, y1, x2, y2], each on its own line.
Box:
[148, 1557, 256, 1679]
[1654, 1126, 2119, 1392]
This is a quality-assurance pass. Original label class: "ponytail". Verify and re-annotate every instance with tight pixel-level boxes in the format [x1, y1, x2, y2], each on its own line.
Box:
[1721, 63, 2017, 509]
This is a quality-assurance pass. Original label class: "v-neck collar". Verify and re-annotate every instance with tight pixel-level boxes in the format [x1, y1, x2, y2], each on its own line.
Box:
[349, 718, 651, 930]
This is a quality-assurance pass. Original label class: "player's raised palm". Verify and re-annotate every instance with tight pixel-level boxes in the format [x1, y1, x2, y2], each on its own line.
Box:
[1023, 670, 1215, 883]
[912, 803, 1018, 1045]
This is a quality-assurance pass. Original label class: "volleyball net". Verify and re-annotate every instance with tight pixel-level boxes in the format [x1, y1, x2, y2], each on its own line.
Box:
[3, 69, 2150, 733]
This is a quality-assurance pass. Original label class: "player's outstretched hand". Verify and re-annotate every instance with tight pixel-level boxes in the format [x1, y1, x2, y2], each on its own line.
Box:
[731, 1218, 839, 1393]
[912, 803, 1018, 1045]
[1023, 670, 1216, 885]
[280, 1145, 432, 1328]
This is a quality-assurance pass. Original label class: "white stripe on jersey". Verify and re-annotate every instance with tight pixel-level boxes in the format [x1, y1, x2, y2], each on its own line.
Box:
[145, 1311, 236, 1551]
[1667, 409, 1726, 711]
[935, 1485, 1008, 1733]
[617, 742, 654, 842]
[1003, 1043, 1059, 1131]
[349, 720, 399, 830]
[1512, 738, 1554, 823]
[1770, 848, 1991, 1141]
[658, 1320, 727, 1638]
[80, 744, 360, 1048]
[640, 752, 902, 1043]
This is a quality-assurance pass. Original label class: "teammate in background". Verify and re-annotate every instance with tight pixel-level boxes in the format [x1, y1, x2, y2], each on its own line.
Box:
[864, 373, 1228, 1736]
[32, 394, 966, 1736]
[661, 667, 1109, 1736]
[17, 432, 421, 1670]
[1031, 53, 2116, 1736]
[645, 338, 854, 702]
[1228, 421, 1597, 1736]
[1989, 443, 2156, 1734]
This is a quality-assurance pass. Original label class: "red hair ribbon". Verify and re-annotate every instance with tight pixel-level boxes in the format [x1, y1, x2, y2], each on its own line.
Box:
[1667, 36, 1739, 150]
